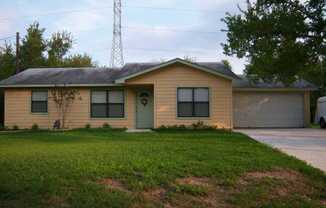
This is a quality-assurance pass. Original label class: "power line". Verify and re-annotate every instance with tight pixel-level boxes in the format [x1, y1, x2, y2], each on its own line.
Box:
[0, 7, 113, 22]
[126, 47, 217, 54]
[93, 46, 217, 54]
[123, 5, 226, 13]
[0, 35, 15, 41]
[122, 26, 219, 34]
[0, 4, 229, 23]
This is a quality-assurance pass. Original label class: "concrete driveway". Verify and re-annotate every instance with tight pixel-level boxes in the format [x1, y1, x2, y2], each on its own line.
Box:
[236, 129, 326, 172]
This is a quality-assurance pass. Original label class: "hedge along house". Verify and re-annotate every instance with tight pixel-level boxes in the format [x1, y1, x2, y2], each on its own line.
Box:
[0, 58, 316, 130]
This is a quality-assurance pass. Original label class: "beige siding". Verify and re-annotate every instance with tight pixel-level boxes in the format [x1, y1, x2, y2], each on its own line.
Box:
[5, 89, 51, 129]
[127, 64, 233, 129]
[5, 88, 136, 129]
[4, 64, 233, 129]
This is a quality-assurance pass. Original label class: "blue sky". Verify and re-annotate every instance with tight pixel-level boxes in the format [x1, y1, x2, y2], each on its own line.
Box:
[0, 0, 247, 73]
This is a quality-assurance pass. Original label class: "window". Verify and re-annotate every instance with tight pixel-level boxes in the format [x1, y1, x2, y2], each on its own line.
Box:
[91, 90, 124, 118]
[177, 88, 209, 117]
[31, 90, 48, 113]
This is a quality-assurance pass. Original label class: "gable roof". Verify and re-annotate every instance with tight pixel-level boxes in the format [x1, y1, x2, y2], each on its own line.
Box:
[115, 58, 239, 83]
[0, 58, 239, 87]
[0, 58, 316, 90]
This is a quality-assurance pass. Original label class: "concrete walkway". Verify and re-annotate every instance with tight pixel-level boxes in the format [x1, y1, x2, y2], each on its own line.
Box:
[236, 129, 326, 172]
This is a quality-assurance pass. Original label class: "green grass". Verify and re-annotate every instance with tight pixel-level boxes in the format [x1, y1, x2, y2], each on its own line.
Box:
[0, 129, 325, 208]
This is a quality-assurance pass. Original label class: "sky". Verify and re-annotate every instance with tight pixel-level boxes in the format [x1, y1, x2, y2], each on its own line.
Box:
[0, 0, 247, 74]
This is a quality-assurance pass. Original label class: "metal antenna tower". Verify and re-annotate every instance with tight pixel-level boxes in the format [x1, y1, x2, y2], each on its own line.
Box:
[110, 0, 124, 68]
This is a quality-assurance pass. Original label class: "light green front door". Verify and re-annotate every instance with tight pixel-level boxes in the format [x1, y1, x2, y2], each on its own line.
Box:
[136, 90, 154, 129]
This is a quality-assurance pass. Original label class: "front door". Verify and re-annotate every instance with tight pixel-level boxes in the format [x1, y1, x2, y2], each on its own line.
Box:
[136, 90, 154, 129]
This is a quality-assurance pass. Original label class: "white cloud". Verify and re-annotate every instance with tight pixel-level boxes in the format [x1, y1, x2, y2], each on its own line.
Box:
[0, 22, 13, 37]
[0, 9, 16, 37]
[41, 0, 247, 73]
[53, 12, 108, 34]
[120, 22, 246, 73]
[51, 0, 111, 35]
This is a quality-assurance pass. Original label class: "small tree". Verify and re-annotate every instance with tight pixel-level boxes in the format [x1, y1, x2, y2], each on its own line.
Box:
[183, 56, 197, 63]
[221, 60, 232, 71]
[50, 86, 81, 129]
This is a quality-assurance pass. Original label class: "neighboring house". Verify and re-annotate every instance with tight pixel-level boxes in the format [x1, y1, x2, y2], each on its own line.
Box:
[0, 58, 316, 129]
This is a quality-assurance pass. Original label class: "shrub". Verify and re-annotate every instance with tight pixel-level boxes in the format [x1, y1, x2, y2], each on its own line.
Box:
[157, 121, 218, 131]
[13, 125, 19, 130]
[191, 121, 217, 130]
[192, 121, 205, 129]
[102, 123, 112, 129]
[157, 124, 188, 130]
[31, 124, 39, 131]
[85, 123, 91, 129]
[158, 125, 167, 130]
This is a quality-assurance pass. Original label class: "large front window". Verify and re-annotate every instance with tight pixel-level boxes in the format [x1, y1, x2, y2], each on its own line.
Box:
[177, 88, 209, 117]
[91, 90, 124, 118]
[31, 90, 48, 113]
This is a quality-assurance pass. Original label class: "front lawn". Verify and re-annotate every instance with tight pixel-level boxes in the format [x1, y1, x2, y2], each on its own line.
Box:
[0, 129, 325, 208]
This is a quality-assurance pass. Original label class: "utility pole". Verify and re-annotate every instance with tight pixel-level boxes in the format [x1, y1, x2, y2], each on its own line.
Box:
[110, 0, 124, 68]
[15, 32, 20, 74]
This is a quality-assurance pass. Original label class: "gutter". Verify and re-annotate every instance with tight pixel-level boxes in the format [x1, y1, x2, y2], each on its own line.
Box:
[0, 83, 124, 88]
[233, 88, 318, 92]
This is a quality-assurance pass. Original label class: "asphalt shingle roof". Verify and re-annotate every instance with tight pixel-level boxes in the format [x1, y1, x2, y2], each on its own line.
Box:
[0, 59, 316, 89]
[0, 60, 239, 86]
[117, 62, 240, 80]
[0, 68, 120, 85]
[233, 75, 316, 89]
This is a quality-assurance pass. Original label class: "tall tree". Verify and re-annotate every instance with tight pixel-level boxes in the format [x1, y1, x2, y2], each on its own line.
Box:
[63, 54, 94, 67]
[47, 31, 73, 67]
[0, 21, 96, 80]
[0, 43, 16, 80]
[222, 0, 326, 91]
[20, 22, 47, 69]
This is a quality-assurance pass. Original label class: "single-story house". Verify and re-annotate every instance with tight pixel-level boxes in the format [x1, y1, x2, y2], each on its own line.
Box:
[0, 58, 316, 129]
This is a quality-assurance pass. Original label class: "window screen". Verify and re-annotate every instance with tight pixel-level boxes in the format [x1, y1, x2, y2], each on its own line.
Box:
[91, 90, 124, 118]
[177, 88, 209, 117]
[31, 90, 48, 113]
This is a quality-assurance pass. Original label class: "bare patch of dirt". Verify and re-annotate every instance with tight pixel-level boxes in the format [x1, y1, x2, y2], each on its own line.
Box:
[242, 169, 313, 195]
[245, 169, 302, 180]
[44, 196, 69, 208]
[142, 187, 166, 201]
[132, 177, 230, 208]
[234, 169, 322, 207]
[131, 188, 167, 208]
[168, 177, 230, 208]
[166, 191, 230, 208]
[101, 171, 323, 208]
[97, 178, 130, 193]
[175, 177, 211, 187]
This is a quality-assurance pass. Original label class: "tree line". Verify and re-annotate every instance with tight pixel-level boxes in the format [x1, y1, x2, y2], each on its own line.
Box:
[222, 0, 326, 95]
[0, 22, 95, 80]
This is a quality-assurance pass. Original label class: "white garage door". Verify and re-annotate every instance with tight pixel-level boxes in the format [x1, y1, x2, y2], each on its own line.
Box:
[233, 92, 304, 128]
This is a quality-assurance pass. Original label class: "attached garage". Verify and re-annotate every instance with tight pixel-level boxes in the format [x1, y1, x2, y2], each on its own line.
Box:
[233, 91, 306, 128]
[232, 76, 315, 128]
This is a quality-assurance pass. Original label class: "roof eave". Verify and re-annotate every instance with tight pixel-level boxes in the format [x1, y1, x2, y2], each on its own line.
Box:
[115, 58, 234, 83]
[0, 83, 124, 88]
[233, 87, 318, 91]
